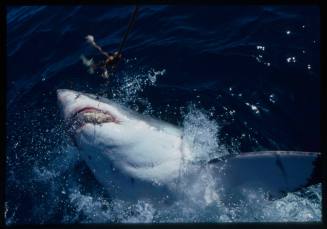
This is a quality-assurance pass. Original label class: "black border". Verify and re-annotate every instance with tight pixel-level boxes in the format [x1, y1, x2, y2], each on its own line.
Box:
[1, 0, 325, 228]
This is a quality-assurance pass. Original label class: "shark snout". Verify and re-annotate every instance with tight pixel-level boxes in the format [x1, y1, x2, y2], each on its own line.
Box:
[57, 89, 77, 103]
[57, 89, 81, 119]
[57, 88, 126, 124]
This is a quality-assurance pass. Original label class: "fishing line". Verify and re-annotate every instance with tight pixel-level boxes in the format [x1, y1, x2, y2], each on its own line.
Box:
[108, 5, 139, 77]
[117, 5, 140, 55]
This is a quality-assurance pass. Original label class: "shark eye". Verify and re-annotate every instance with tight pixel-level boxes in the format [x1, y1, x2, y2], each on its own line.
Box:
[96, 96, 100, 100]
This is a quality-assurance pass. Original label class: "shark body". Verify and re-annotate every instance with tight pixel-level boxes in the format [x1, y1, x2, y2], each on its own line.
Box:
[57, 89, 321, 204]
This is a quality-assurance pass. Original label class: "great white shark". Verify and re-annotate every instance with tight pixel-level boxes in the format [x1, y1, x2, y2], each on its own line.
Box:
[57, 89, 321, 204]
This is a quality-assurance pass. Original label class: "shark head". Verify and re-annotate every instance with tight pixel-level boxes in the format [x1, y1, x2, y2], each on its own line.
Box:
[57, 89, 189, 198]
[57, 89, 137, 148]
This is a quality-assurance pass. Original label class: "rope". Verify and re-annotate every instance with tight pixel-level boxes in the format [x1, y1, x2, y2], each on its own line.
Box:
[117, 5, 139, 55]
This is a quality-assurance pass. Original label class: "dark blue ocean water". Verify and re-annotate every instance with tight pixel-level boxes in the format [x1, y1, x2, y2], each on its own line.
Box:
[6, 5, 321, 224]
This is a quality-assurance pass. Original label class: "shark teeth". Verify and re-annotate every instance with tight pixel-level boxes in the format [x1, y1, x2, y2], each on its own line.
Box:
[67, 107, 119, 134]
[78, 111, 115, 124]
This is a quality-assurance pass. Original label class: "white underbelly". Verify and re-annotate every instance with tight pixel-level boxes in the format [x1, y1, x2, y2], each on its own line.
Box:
[79, 147, 176, 203]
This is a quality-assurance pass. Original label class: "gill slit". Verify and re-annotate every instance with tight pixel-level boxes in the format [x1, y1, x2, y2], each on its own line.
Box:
[178, 134, 185, 193]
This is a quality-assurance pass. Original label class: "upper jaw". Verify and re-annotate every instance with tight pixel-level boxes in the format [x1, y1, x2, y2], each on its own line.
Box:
[57, 89, 122, 132]
[70, 106, 120, 126]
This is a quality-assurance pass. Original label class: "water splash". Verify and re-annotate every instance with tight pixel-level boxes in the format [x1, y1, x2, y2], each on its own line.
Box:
[182, 104, 229, 163]
[113, 65, 166, 105]
[65, 187, 156, 223]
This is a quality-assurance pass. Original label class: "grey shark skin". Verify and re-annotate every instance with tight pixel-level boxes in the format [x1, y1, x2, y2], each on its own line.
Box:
[209, 151, 321, 202]
[57, 89, 321, 204]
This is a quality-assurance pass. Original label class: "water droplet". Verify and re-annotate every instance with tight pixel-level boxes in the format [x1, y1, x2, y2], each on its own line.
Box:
[245, 103, 260, 114]
[229, 110, 236, 115]
[255, 54, 264, 63]
[286, 57, 296, 63]
[286, 30, 291, 35]
[251, 105, 260, 114]
[307, 64, 312, 70]
[269, 94, 276, 104]
[256, 45, 265, 51]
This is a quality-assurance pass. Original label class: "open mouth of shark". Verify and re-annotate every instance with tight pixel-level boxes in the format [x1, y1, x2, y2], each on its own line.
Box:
[69, 106, 119, 133]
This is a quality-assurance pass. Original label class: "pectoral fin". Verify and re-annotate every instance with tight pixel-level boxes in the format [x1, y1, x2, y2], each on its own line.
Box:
[209, 151, 321, 201]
